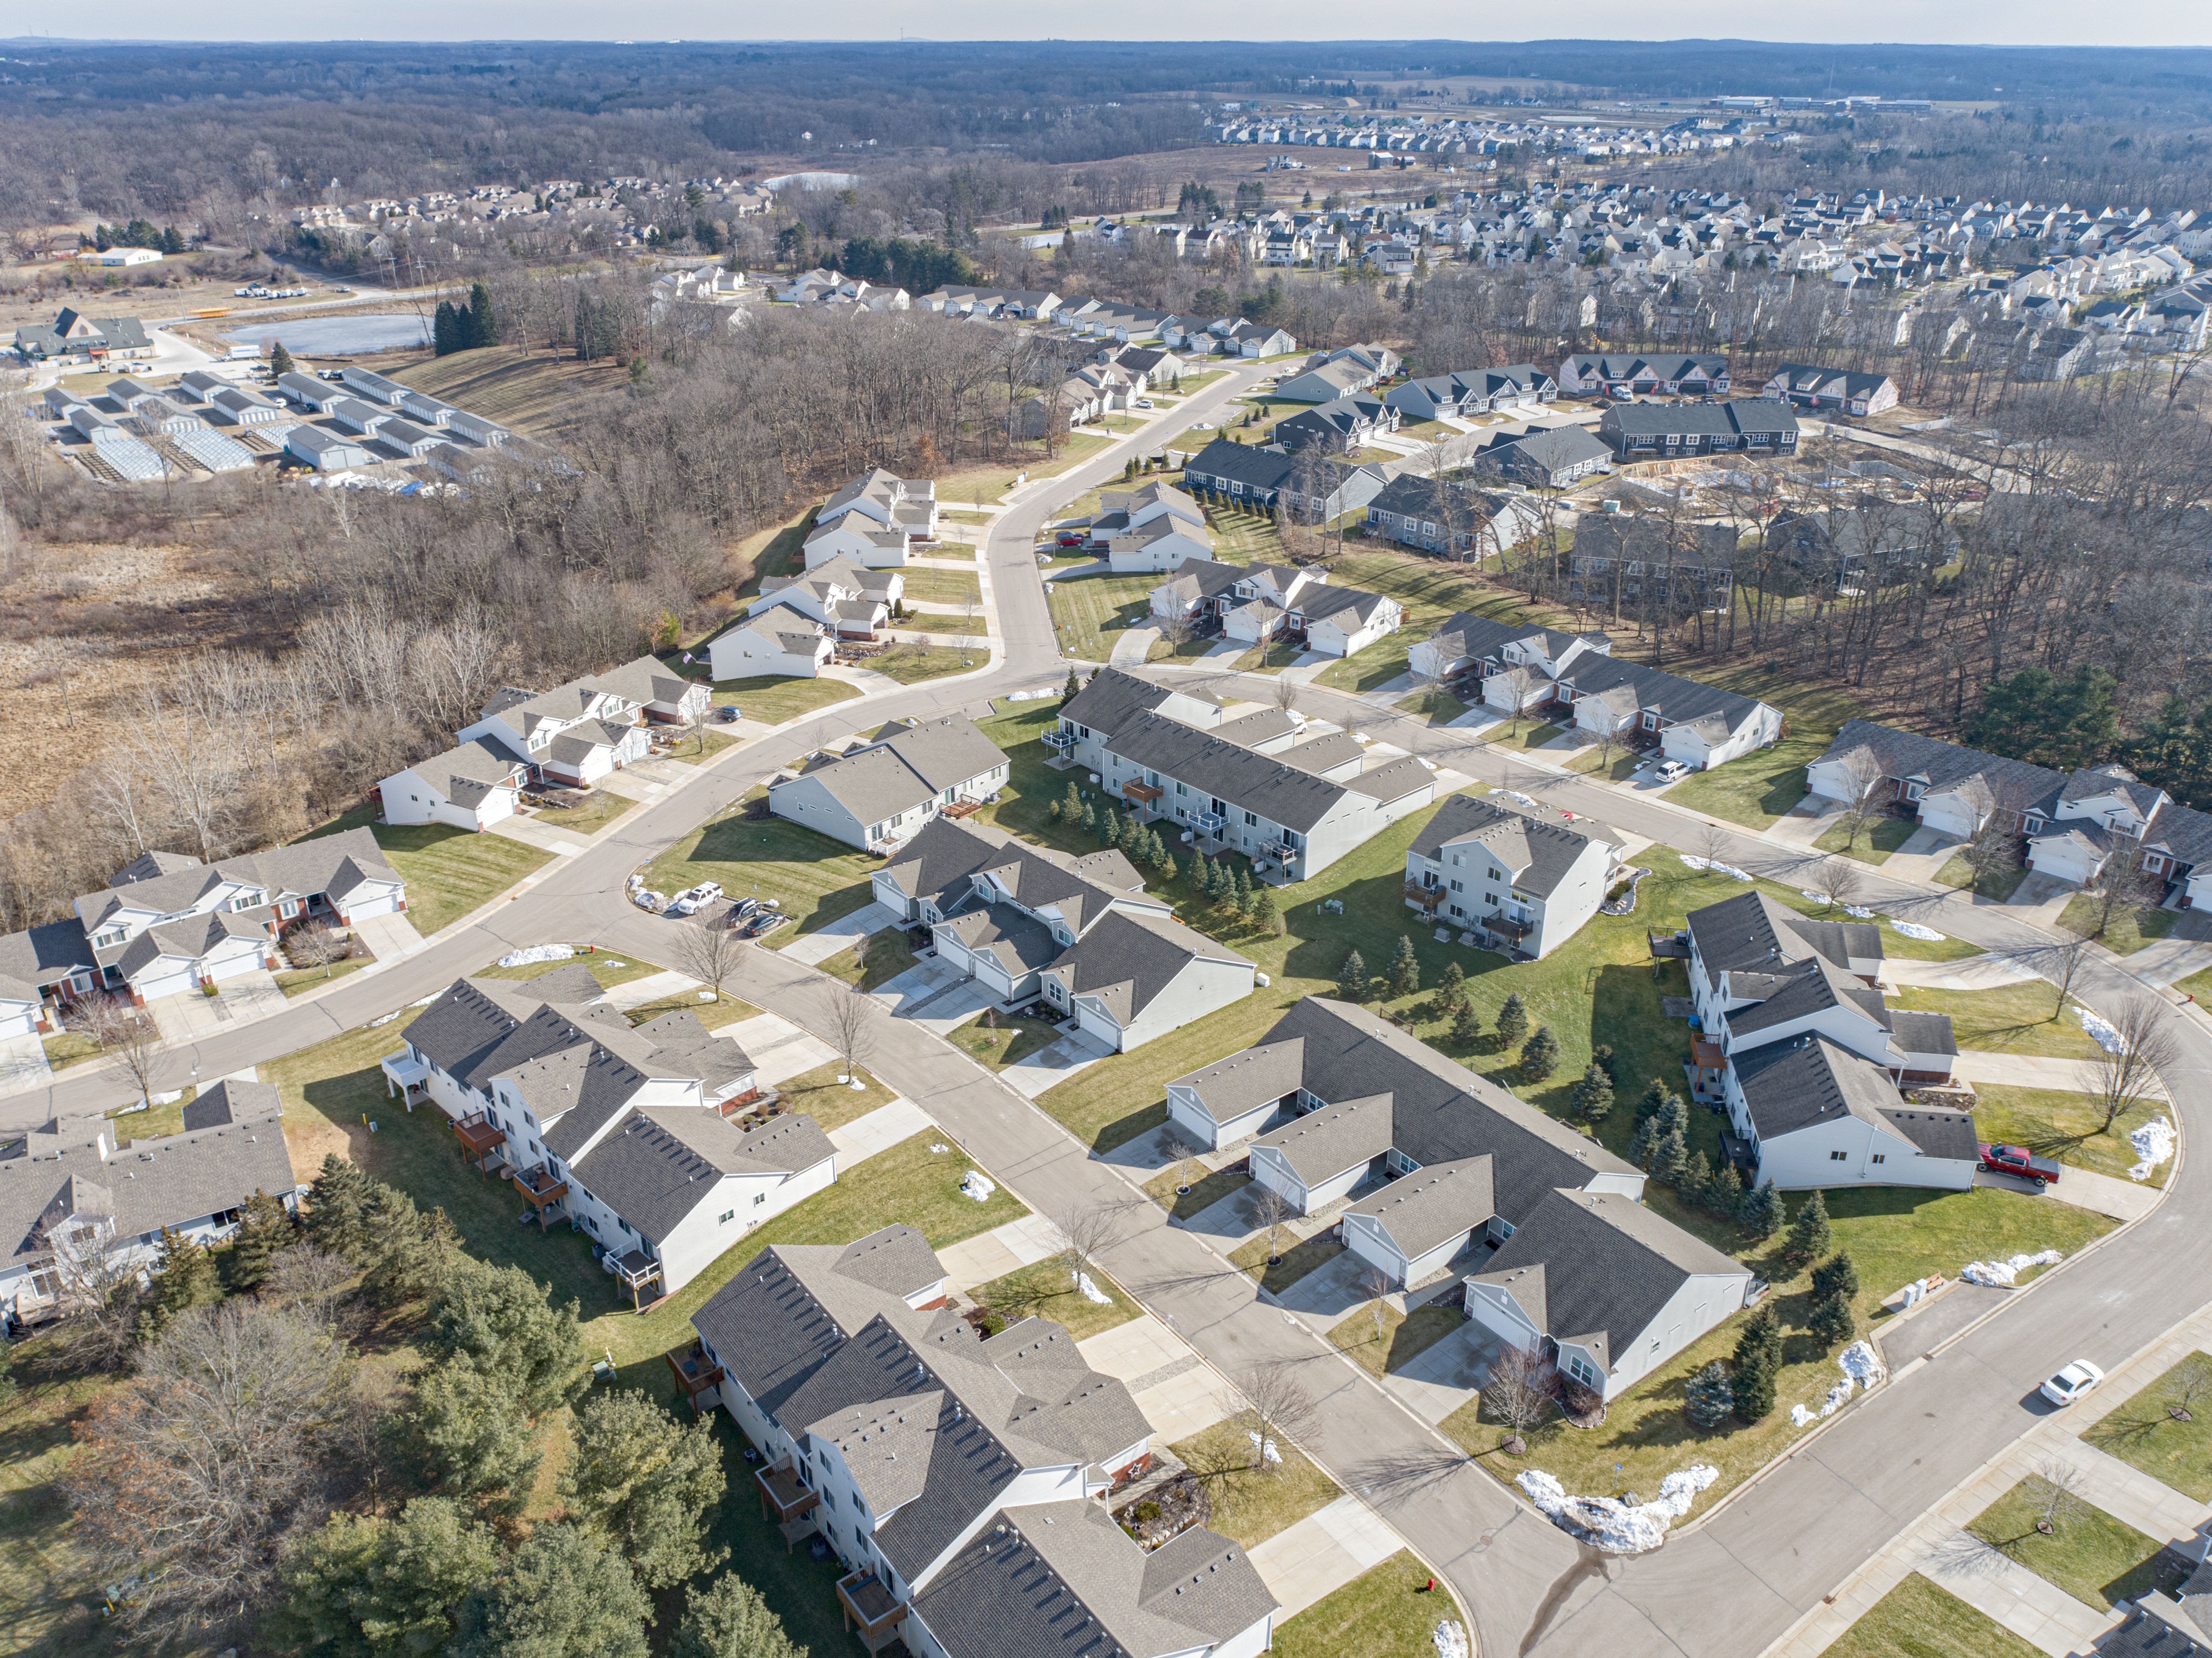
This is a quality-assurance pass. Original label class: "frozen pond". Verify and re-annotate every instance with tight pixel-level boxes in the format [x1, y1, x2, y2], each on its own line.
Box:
[223, 313, 429, 355]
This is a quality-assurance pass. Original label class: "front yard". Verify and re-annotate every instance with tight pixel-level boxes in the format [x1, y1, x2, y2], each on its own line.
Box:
[525, 789, 636, 839]
[1968, 1084, 2170, 1186]
[2056, 895, 2178, 955]
[1966, 1479, 2172, 1609]
[868, 643, 983, 683]
[1663, 668, 1868, 832]
[1309, 546, 1563, 697]
[2082, 1352, 2212, 1502]
[1045, 568, 1165, 664]
[1166, 1411, 1341, 1550]
[1883, 982, 2109, 1060]
[300, 804, 552, 936]
[710, 674, 863, 727]
[1329, 1303, 1463, 1380]
[1825, 1572, 2043, 1658]
[645, 813, 883, 946]
[1816, 813, 1922, 865]
[1273, 1552, 1457, 1658]
[969, 1260, 1140, 1343]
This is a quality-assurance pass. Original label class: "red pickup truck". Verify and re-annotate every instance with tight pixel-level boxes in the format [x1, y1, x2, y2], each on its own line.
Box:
[1979, 1142, 2062, 1188]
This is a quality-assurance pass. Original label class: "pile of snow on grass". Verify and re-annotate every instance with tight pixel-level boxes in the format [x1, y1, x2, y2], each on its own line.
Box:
[2129, 1117, 2176, 1181]
[2077, 1007, 2126, 1053]
[1074, 1271, 1113, 1305]
[496, 944, 574, 968]
[959, 1170, 997, 1203]
[1246, 1431, 1282, 1464]
[1892, 921, 1946, 941]
[1789, 1342, 1887, 1426]
[1433, 1621, 1470, 1658]
[1515, 1465, 1718, 1553]
[1962, 1250, 2062, 1287]
[1686, 855, 1755, 881]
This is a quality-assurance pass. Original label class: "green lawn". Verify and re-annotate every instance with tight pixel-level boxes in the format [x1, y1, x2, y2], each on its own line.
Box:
[1445, 1184, 2114, 1513]
[2083, 1351, 2212, 1502]
[900, 567, 982, 606]
[1664, 668, 1868, 831]
[1141, 1162, 1252, 1222]
[109, 1085, 198, 1144]
[1884, 983, 2109, 1060]
[1967, 1481, 2170, 1609]
[1397, 687, 1471, 724]
[1310, 548, 1563, 697]
[527, 790, 636, 840]
[1969, 1085, 2170, 1186]
[1489, 720, 1566, 751]
[645, 814, 881, 948]
[1272, 1552, 1456, 1658]
[868, 644, 982, 683]
[1228, 1231, 1344, 1297]
[658, 728, 741, 766]
[818, 928, 919, 992]
[621, 990, 759, 1028]
[1228, 639, 1308, 677]
[0, 1373, 113, 1656]
[1168, 1411, 1341, 1549]
[1046, 569, 1163, 664]
[40, 1030, 102, 1071]
[901, 611, 990, 636]
[2057, 895, 2179, 955]
[274, 956, 376, 997]
[1825, 1572, 2045, 1658]
[711, 675, 863, 727]
[1816, 814, 1922, 866]
[1203, 503, 1297, 567]
[946, 1011, 1066, 1073]
[969, 1260, 1141, 1343]
[300, 804, 553, 936]
[1935, 853, 2031, 903]
[772, 1061, 899, 1133]
[1329, 1303, 1463, 1379]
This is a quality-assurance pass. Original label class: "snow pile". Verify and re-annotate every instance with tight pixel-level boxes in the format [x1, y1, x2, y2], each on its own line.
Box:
[604, 961, 625, 969]
[1843, 905, 1875, 919]
[1515, 1465, 1717, 1554]
[1962, 1250, 2062, 1287]
[1788, 1343, 1886, 1426]
[1246, 1431, 1282, 1465]
[368, 1009, 401, 1028]
[928, 1142, 950, 1154]
[2129, 1117, 2176, 1181]
[2077, 1007, 2127, 1054]
[1686, 856, 1755, 882]
[958, 1170, 997, 1203]
[1073, 1271, 1112, 1305]
[1433, 1621, 1471, 1658]
[1892, 921, 1946, 941]
[496, 944, 574, 968]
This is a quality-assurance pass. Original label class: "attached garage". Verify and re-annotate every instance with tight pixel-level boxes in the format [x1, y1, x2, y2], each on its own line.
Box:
[1245, 1095, 1395, 1217]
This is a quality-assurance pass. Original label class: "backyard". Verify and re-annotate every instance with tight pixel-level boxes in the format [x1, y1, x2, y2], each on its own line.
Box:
[300, 804, 552, 936]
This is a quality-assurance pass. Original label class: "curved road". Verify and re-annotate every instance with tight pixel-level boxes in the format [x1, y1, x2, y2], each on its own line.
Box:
[19, 363, 2206, 1658]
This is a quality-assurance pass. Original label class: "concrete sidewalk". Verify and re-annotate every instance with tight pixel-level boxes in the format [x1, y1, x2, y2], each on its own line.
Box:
[1248, 1494, 1406, 1620]
[780, 902, 902, 966]
[935, 1212, 1065, 1291]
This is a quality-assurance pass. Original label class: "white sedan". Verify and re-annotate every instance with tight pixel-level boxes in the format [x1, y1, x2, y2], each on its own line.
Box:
[2040, 1360, 2105, 1407]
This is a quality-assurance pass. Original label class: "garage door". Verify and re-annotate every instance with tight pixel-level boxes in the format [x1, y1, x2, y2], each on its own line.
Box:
[347, 889, 401, 918]
[206, 950, 265, 984]
[134, 964, 197, 1002]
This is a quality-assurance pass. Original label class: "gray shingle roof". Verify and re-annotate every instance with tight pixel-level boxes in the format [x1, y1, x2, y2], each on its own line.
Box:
[1409, 794, 1614, 899]
[1251, 1093, 1396, 1184]
[1059, 667, 1218, 741]
[1043, 909, 1251, 1026]
[1813, 719, 2065, 817]
[1556, 656, 1773, 741]
[1346, 1156, 1496, 1260]
[1732, 1033, 1920, 1142]
[1102, 711, 1361, 834]
[1686, 890, 1882, 980]
[570, 1108, 833, 1248]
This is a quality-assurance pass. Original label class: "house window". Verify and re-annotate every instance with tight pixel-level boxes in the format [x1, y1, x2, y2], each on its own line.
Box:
[1829, 1149, 1848, 1161]
[719, 1210, 735, 1224]
[753, 1192, 768, 1206]
[1244, 811, 1259, 827]
[1871, 1153, 1886, 1165]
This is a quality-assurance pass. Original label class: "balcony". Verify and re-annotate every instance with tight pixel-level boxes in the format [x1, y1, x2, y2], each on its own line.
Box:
[607, 1246, 662, 1310]
[452, 1112, 504, 1168]
[665, 1343, 724, 1413]
[1120, 779, 1163, 805]
[755, 1459, 822, 1547]
[512, 1164, 569, 1226]
[837, 1572, 908, 1655]
[1403, 882, 1446, 910]
[1190, 811, 1227, 836]
[1482, 913, 1534, 942]
[1042, 728, 1075, 751]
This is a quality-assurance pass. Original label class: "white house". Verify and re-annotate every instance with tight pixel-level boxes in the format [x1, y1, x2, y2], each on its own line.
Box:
[1806, 721, 2066, 841]
[708, 606, 835, 681]
[1554, 657, 1783, 771]
[1091, 480, 1216, 574]
[1403, 793, 1621, 958]
[1287, 583, 1401, 658]
[1725, 1034, 1979, 1192]
[770, 717, 1008, 852]
[458, 655, 706, 790]
[1406, 614, 1612, 711]
[802, 467, 938, 570]
[1049, 666, 1224, 774]
[750, 556, 902, 640]
[379, 737, 530, 830]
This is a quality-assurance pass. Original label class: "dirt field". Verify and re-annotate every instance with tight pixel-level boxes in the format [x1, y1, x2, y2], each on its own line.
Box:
[387, 346, 626, 436]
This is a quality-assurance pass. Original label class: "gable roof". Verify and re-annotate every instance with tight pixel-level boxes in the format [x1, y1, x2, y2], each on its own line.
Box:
[1101, 711, 1367, 834]
[1044, 909, 1252, 1028]
[1059, 667, 1220, 740]
[572, 1108, 835, 1247]
[1686, 890, 1882, 980]
[1556, 656, 1774, 739]
[1411, 794, 1617, 896]
[1345, 1156, 1496, 1260]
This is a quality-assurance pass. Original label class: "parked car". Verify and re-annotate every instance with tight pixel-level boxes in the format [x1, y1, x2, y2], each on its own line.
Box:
[742, 909, 788, 938]
[1652, 760, 1691, 784]
[633, 890, 668, 912]
[1135, 398, 1153, 409]
[1979, 1142, 2063, 1188]
[668, 880, 725, 917]
[716, 704, 741, 723]
[1056, 531, 1085, 547]
[724, 896, 760, 928]
[2040, 1360, 2105, 1407]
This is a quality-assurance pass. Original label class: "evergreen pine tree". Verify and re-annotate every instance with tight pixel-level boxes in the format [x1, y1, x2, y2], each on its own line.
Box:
[1337, 948, 1368, 1002]
[1652, 1122, 1688, 1184]
[268, 341, 295, 378]
[433, 300, 460, 357]
[229, 1189, 295, 1291]
[1590, 1043, 1616, 1084]
[1731, 1304, 1783, 1421]
[1679, 1149, 1713, 1209]
[1386, 935, 1420, 999]
[1062, 781, 1083, 822]
[1635, 1080, 1670, 1127]
[1519, 1025, 1559, 1081]
[1567, 1063, 1613, 1127]
[306, 1154, 374, 1259]
[1781, 1190, 1832, 1267]
[1252, 889, 1282, 936]
[1738, 1178, 1784, 1239]
[139, 1227, 220, 1339]
[1684, 1361, 1735, 1429]
[1064, 668, 1081, 700]
[1100, 805, 1119, 845]
[1049, 798, 1064, 823]
[1235, 866, 1254, 907]
[1708, 1162, 1744, 1219]
[1081, 798, 1097, 833]
[1810, 1251, 1861, 1303]
[466, 280, 499, 347]
[1628, 1115, 1659, 1168]
[1436, 960, 1466, 1012]
[1449, 1000, 1481, 1048]
[1494, 993, 1529, 1051]
[1808, 1290, 1856, 1348]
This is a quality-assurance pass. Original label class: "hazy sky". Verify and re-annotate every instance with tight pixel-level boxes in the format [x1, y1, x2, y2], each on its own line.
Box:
[8, 4, 2207, 45]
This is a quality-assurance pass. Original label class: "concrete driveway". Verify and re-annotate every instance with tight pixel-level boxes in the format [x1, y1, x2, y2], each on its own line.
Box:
[780, 901, 902, 966]
[871, 957, 966, 1013]
[1002, 1027, 1113, 1099]
[351, 910, 425, 964]
[0, 1033, 52, 1100]
[1384, 1320, 1503, 1426]
[1274, 1249, 1376, 1326]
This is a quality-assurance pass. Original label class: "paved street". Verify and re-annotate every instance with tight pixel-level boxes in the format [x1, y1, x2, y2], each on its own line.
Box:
[13, 353, 2206, 1658]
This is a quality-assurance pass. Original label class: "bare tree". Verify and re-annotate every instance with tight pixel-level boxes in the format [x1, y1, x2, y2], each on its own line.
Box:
[685, 692, 717, 757]
[1831, 751, 1887, 853]
[42, 1217, 143, 1372]
[1249, 1182, 1294, 1265]
[824, 977, 879, 1085]
[2088, 849, 2163, 941]
[1051, 1199, 1129, 1289]
[1159, 1128, 1203, 1197]
[2050, 934, 2092, 1019]
[2091, 997, 2178, 1135]
[670, 913, 744, 1002]
[287, 919, 348, 980]
[1238, 1361, 1319, 1476]
[1480, 1343, 1557, 1454]
[1358, 1264, 1394, 1351]
[1813, 857, 1865, 914]
[1690, 820, 1736, 873]
[1273, 672, 1300, 715]
[73, 997, 164, 1107]
[2026, 1462, 2088, 1536]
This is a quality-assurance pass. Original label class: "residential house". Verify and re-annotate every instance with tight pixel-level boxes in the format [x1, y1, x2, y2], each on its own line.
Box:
[1725, 1035, 1979, 1192]
[2090, 1559, 2212, 1658]
[11, 309, 154, 365]
[1472, 424, 1613, 488]
[1405, 615, 1612, 710]
[1557, 354, 1730, 398]
[1403, 793, 1623, 958]
[379, 738, 532, 831]
[1570, 516, 1738, 616]
[1385, 364, 1556, 421]
[804, 469, 940, 570]
[1552, 657, 1784, 770]
[871, 817, 1255, 1051]
[460, 656, 712, 789]
[1096, 708, 1433, 882]
[0, 924, 100, 1038]
[1164, 998, 1750, 1395]
[1049, 666, 1224, 773]
[1364, 474, 1544, 560]
[770, 717, 1009, 852]
[1767, 505, 1953, 589]
[1273, 393, 1400, 455]
[1147, 558, 1250, 630]
[1178, 438, 1394, 522]
[688, 1225, 1253, 1657]
[1761, 364, 1902, 416]
[1274, 356, 1382, 404]
[1211, 563, 1400, 657]
[749, 557, 903, 641]
[2022, 764, 2212, 895]
[708, 610, 835, 681]
[0, 1084, 300, 1324]
[1091, 481, 1217, 573]
[382, 971, 814, 1299]
[1805, 720, 2065, 839]
[1597, 399, 1800, 462]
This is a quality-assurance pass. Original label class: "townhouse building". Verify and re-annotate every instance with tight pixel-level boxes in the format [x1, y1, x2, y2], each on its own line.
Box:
[1088, 481, 1216, 573]
[1596, 398, 1800, 462]
[1403, 793, 1622, 958]
[1471, 423, 1612, 489]
[1552, 655, 1784, 770]
[1558, 353, 1730, 398]
[804, 468, 940, 570]
[1272, 392, 1399, 455]
[379, 737, 532, 831]
[747, 556, 903, 642]
[1364, 474, 1544, 561]
[381, 967, 824, 1301]
[1049, 666, 1224, 774]
[689, 1225, 1274, 1658]
[1761, 363, 1902, 416]
[1178, 437, 1394, 522]
[1165, 998, 1751, 1397]
[870, 817, 1255, 1052]
[1384, 364, 1556, 421]
[770, 717, 1009, 853]
[1570, 516, 1738, 616]
[1405, 614, 1613, 708]
[708, 611, 836, 681]
[452, 656, 710, 791]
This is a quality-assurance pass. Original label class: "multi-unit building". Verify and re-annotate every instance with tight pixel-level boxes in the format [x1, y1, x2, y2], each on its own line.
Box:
[1384, 363, 1556, 421]
[1557, 353, 1730, 398]
[1570, 516, 1739, 616]
[770, 717, 1009, 853]
[1050, 668, 1224, 775]
[10, 308, 154, 365]
[1178, 437, 1395, 522]
[803, 468, 941, 569]
[1402, 793, 1623, 958]
[448, 656, 711, 792]
[1363, 474, 1544, 560]
[1471, 423, 1613, 489]
[688, 1224, 1277, 1658]
[0, 1080, 301, 1325]
[1760, 363, 1902, 416]
[381, 966, 824, 1302]
[1165, 997, 1752, 1398]
[1406, 615, 1612, 704]
[1272, 392, 1401, 455]
[1209, 563, 1402, 658]
[1551, 656, 1784, 770]
[1089, 480, 1217, 573]
[870, 816, 1255, 1053]
[1597, 398, 1800, 462]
